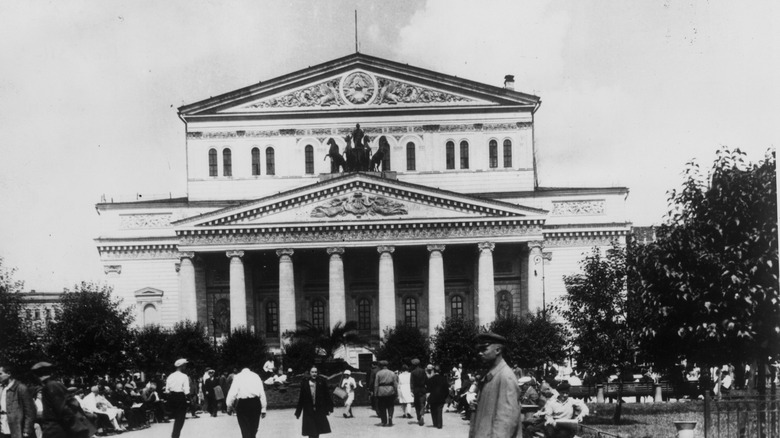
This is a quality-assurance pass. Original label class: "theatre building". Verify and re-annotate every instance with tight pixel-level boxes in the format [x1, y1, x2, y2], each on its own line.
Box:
[95, 53, 630, 353]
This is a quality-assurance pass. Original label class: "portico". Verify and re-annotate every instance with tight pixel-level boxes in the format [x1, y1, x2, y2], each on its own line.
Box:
[173, 172, 546, 345]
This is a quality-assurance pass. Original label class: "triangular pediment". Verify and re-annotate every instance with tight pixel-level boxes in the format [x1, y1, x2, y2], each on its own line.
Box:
[179, 53, 540, 116]
[173, 173, 546, 230]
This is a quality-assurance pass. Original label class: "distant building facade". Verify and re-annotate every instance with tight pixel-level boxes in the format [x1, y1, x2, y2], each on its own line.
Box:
[19, 292, 64, 331]
[94, 54, 630, 352]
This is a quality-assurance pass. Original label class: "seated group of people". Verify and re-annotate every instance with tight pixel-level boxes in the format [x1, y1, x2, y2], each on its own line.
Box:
[73, 380, 166, 434]
[519, 378, 589, 438]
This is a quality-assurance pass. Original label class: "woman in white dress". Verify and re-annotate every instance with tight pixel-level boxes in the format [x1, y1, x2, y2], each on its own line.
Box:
[397, 364, 414, 419]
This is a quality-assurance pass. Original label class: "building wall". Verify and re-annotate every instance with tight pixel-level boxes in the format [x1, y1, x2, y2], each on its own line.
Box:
[104, 258, 180, 328]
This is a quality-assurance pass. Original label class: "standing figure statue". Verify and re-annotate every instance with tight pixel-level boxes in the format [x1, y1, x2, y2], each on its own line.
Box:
[359, 135, 372, 171]
[324, 138, 346, 173]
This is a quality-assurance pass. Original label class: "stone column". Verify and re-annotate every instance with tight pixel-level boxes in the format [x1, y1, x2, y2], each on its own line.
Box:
[227, 250, 246, 332]
[527, 241, 545, 312]
[377, 246, 396, 335]
[328, 247, 346, 329]
[477, 242, 496, 326]
[178, 252, 197, 322]
[277, 249, 296, 335]
[427, 244, 446, 337]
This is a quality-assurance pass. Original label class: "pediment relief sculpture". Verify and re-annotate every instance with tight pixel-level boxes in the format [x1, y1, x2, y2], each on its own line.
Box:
[236, 71, 479, 111]
[311, 192, 408, 218]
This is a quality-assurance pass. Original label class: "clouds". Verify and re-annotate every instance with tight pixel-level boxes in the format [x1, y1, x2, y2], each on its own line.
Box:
[0, 0, 777, 290]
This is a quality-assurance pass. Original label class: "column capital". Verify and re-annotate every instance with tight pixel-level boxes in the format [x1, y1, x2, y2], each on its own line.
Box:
[477, 242, 495, 252]
[377, 246, 395, 254]
[427, 244, 446, 253]
[276, 248, 295, 258]
[327, 247, 345, 256]
[179, 251, 195, 260]
[226, 250, 245, 259]
[528, 240, 544, 250]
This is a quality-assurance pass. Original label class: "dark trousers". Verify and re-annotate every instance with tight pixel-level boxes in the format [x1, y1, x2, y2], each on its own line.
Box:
[413, 393, 426, 421]
[168, 392, 187, 438]
[429, 403, 444, 428]
[377, 396, 395, 425]
[235, 397, 261, 438]
[207, 394, 218, 416]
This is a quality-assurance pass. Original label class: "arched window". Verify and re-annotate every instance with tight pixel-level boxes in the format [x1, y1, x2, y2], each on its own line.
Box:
[266, 301, 279, 335]
[311, 299, 325, 329]
[459, 141, 469, 169]
[222, 148, 232, 176]
[265, 147, 275, 175]
[208, 148, 218, 176]
[404, 297, 418, 327]
[497, 291, 512, 319]
[451, 295, 464, 318]
[305, 145, 314, 175]
[406, 142, 416, 171]
[446, 141, 455, 169]
[503, 139, 512, 168]
[251, 147, 261, 175]
[489, 140, 498, 168]
[143, 304, 159, 325]
[358, 298, 371, 330]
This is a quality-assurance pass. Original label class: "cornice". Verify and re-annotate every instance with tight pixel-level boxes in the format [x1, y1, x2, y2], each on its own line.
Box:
[97, 243, 179, 260]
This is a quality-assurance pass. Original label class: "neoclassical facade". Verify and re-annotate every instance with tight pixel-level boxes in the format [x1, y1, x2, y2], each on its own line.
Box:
[95, 53, 629, 354]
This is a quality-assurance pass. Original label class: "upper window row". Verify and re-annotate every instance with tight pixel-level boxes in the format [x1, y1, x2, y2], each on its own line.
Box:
[209, 147, 275, 177]
[207, 139, 511, 177]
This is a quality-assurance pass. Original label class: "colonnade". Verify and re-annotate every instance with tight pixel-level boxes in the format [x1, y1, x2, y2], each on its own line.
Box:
[178, 240, 545, 335]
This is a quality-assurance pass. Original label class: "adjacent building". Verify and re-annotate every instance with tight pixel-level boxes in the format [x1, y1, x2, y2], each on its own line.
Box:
[95, 53, 630, 353]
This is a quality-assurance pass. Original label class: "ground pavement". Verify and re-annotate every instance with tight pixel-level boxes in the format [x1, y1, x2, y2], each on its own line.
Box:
[124, 406, 470, 438]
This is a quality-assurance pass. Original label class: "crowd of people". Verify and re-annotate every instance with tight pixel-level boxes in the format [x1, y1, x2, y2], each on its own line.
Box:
[2, 334, 598, 438]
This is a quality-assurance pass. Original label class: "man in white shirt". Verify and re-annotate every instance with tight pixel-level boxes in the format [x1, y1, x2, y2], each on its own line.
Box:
[226, 367, 267, 438]
[542, 381, 589, 438]
[165, 359, 191, 438]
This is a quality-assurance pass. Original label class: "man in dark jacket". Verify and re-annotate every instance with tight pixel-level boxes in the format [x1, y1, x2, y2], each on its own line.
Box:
[409, 358, 428, 426]
[0, 365, 36, 438]
[32, 361, 95, 438]
[373, 361, 398, 427]
[425, 365, 449, 429]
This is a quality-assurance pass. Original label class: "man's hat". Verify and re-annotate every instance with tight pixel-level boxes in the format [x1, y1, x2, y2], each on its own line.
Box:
[426, 364, 434, 370]
[174, 358, 188, 367]
[410, 358, 420, 366]
[556, 381, 571, 392]
[31, 362, 53, 371]
[518, 376, 532, 385]
[378, 360, 389, 367]
[476, 332, 507, 345]
[343, 370, 351, 375]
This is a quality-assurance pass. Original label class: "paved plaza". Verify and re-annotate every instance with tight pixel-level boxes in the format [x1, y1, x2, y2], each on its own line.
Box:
[125, 407, 470, 438]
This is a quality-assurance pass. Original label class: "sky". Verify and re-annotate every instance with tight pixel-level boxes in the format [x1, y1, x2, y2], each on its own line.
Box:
[0, 0, 778, 292]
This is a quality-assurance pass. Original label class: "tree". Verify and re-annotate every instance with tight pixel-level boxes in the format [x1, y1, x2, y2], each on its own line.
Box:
[559, 242, 638, 383]
[164, 321, 215, 377]
[131, 325, 171, 377]
[285, 320, 368, 360]
[376, 324, 430, 369]
[488, 311, 567, 370]
[220, 327, 268, 370]
[0, 257, 43, 374]
[283, 338, 317, 375]
[430, 316, 482, 374]
[46, 282, 135, 378]
[632, 148, 778, 393]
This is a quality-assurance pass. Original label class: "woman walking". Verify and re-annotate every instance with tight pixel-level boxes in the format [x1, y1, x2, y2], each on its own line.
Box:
[397, 364, 413, 418]
[294, 366, 333, 438]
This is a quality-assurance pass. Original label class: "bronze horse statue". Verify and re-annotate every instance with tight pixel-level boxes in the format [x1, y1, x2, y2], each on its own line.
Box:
[370, 136, 390, 171]
[324, 138, 346, 173]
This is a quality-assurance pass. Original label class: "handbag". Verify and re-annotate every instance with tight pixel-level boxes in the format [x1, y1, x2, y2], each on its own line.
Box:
[214, 385, 225, 401]
[333, 373, 348, 400]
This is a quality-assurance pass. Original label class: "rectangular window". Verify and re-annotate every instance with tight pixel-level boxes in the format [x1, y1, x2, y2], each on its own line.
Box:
[223, 149, 232, 176]
[503, 140, 512, 168]
[489, 140, 498, 168]
[446, 141, 455, 170]
[406, 143, 416, 171]
[459, 141, 469, 169]
[208, 149, 218, 177]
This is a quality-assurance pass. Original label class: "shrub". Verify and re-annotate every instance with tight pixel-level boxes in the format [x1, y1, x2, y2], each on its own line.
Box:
[376, 324, 429, 369]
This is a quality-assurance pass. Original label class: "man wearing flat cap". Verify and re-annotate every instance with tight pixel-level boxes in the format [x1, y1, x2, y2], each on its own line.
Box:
[540, 381, 589, 438]
[165, 359, 190, 438]
[468, 333, 520, 438]
[409, 358, 427, 426]
[32, 361, 95, 438]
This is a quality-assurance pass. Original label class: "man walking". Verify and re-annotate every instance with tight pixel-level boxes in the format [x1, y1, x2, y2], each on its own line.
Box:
[32, 361, 94, 438]
[225, 366, 266, 438]
[165, 359, 190, 438]
[0, 365, 36, 438]
[409, 358, 427, 426]
[468, 333, 520, 438]
[425, 365, 449, 429]
[373, 361, 398, 427]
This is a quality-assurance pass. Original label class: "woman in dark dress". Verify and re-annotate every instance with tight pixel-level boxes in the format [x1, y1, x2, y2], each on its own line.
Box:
[294, 366, 333, 438]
